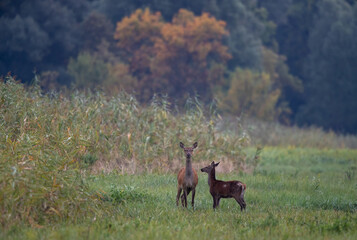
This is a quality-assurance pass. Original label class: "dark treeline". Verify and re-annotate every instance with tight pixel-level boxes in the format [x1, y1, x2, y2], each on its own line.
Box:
[0, 0, 356, 133]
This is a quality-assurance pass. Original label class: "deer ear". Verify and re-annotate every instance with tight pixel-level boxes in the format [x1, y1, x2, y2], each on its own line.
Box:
[214, 162, 220, 167]
[180, 142, 185, 148]
[193, 142, 198, 149]
[211, 161, 215, 165]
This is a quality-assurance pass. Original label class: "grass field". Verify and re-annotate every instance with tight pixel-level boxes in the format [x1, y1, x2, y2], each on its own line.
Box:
[1, 78, 357, 239]
[2, 147, 356, 240]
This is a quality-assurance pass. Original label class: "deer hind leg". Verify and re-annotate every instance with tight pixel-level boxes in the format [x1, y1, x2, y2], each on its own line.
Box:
[240, 187, 246, 210]
[176, 187, 182, 207]
[233, 195, 245, 211]
[241, 197, 246, 210]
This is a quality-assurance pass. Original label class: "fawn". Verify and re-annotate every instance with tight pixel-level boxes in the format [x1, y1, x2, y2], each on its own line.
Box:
[176, 142, 198, 209]
[201, 161, 246, 211]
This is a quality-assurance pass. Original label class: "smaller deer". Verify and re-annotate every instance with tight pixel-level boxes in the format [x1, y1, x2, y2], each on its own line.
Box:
[176, 142, 198, 209]
[201, 161, 246, 211]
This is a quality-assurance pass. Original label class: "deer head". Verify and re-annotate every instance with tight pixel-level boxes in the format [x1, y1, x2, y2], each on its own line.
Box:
[200, 161, 220, 173]
[180, 142, 198, 158]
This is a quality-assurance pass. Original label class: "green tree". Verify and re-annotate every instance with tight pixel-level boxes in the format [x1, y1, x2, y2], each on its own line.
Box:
[207, 0, 265, 69]
[276, 0, 318, 80]
[68, 51, 137, 95]
[79, 11, 114, 52]
[67, 52, 108, 90]
[257, 0, 293, 25]
[298, 0, 357, 133]
[0, 0, 90, 83]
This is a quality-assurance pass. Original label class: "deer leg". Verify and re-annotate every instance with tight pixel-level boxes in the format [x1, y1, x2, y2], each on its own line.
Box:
[191, 188, 196, 210]
[181, 188, 191, 206]
[212, 195, 219, 209]
[238, 191, 246, 210]
[234, 195, 245, 211]
[181, 189, 184, 206]
[185, 189, 188, 208]
[176, 187, 182, 206]
[241, 198, 246, 210]
[216, 197, 221, 208]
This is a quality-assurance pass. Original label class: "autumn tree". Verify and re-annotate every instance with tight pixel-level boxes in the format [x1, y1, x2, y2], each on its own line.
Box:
[218, 68, 281, 121]
[114, 8, 231, 102]
[153, 9, 231, 102]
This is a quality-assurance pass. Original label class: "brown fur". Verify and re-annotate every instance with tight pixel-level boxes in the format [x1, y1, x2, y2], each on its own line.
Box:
[176, 142, 198, 209]
[201, 161, 246, 211]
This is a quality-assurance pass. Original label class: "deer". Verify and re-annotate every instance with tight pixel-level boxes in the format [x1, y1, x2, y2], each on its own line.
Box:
[201, 161, 246, 211]
[176, 142, 198, 209]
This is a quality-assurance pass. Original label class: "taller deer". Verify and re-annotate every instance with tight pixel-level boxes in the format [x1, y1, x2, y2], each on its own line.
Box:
[176, 142, 198, 209]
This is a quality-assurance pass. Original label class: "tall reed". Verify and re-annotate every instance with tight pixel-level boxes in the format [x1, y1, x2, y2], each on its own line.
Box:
[0, 76, 249, 227]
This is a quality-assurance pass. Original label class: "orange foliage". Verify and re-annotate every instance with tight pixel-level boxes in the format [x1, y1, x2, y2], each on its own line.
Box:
[114, 8, 163, 54]
[114, 8, 231, 102]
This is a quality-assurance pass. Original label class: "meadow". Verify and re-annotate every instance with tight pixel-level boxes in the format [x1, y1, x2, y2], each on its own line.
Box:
[1, 77, 356, 239]
[2, 147, 356, 239]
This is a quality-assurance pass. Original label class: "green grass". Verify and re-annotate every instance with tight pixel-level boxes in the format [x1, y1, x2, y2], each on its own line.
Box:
[1, 77, 357, 239]
[2, 147, 356, 240]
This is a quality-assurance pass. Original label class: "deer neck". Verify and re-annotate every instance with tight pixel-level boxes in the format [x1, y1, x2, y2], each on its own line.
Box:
[185, 156, 193, 178]
[208, 168, 216, 186]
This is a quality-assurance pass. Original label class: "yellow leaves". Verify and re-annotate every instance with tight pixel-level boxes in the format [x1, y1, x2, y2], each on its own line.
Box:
[219, 68, 281, 121]
[105, 62, 138, 95]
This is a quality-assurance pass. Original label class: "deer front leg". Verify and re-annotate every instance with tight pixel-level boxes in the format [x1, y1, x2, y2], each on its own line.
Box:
[212, 194, 218, 209]
[181, 188, 191, 207]
[191, 188, 196, 210]
[176, 187, 182, 206]
[184, 189, 188, 208]
[216, 197, 221, 208]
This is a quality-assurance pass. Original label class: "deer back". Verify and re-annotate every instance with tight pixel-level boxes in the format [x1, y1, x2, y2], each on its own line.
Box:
[211, 180, 244, 197]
